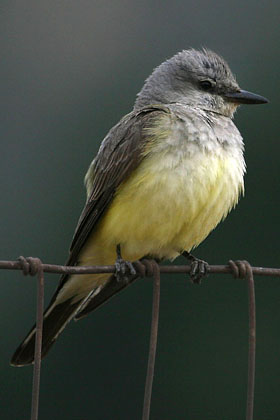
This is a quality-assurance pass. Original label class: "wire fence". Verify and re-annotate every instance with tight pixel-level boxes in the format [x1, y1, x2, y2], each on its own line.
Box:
[2, 257, 280, 420]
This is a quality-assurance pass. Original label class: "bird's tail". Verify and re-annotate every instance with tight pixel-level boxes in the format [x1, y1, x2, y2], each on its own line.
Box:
[10, 297, 84, 367]
[11, 269, 138, 367]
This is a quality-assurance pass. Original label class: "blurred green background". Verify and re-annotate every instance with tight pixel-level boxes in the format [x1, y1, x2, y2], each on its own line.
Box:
[1, 1, 279, 419]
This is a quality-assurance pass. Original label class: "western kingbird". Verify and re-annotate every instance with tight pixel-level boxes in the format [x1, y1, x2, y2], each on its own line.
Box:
[11, 48, 268, 366]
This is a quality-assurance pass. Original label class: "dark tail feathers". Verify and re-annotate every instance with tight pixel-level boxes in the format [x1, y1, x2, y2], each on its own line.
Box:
[11, 298, 83, 367]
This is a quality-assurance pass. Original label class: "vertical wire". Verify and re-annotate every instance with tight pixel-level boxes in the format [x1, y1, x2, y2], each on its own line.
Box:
[245, 262, 256, 420]
[142, 263, 161, 420]
[30, 266, 44, 420]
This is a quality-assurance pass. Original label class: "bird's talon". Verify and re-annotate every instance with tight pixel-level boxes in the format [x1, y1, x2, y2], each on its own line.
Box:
[189, 259, 209, 284]
[182, 251, 209, 284]
[115, 258, 136, 283]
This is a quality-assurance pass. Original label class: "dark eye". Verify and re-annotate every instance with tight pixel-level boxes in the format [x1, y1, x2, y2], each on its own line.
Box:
[199, 80, 214, 91]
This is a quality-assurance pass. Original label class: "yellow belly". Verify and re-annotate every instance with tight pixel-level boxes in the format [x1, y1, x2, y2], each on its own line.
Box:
[58, 149, 244, 302]
[83, 149, 243, 261]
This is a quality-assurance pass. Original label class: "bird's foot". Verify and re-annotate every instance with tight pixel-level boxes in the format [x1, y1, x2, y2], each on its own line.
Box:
[114, 244, 136, 283]
[182, 251, 209, 284]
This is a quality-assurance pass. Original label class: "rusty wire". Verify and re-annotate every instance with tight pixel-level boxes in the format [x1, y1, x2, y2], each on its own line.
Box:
[246, 264, 256, 420]
[17, 257, 45, 420]
[31, 263, 44, 420]
[136, 260, 161, 420]
[1, 259, 280, 276]
[229, 260, 256, 420]
[2, 258, 280, 420]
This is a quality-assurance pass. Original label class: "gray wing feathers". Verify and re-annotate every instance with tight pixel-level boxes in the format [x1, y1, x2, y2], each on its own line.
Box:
[10, 106, 170, 365]
[59, 105, 170, 287]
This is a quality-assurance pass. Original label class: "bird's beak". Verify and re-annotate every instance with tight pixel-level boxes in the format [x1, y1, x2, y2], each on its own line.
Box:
[224, 89, 269, 105]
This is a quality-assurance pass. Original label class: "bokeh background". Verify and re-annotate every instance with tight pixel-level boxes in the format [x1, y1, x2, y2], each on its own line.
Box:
[1, 1, 279, 419]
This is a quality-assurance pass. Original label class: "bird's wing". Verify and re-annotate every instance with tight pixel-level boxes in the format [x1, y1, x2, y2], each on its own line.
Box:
[10, 106, 172, 366]
[57, 105, 170, 290]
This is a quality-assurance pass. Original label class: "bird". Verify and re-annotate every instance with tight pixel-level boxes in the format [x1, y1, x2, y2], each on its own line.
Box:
[11, 48, 268, 366]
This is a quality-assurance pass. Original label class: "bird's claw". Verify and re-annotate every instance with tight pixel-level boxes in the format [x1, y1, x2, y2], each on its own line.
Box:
[115, 258, 136, 283]
[189, 258, 209, 284]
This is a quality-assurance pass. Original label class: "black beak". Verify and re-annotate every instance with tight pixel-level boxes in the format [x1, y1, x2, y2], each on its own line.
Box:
[224, 89, 269, 105]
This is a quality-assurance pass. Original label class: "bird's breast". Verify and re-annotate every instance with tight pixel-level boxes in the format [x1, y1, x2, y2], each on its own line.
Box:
[95, 135, 245, 260]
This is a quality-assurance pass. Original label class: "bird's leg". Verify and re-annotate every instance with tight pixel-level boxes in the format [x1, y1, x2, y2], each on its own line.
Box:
[114, 244, 136, 283]
[182, 251, 209, 284]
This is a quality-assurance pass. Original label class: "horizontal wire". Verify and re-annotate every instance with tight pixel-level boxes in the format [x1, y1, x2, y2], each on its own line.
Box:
[0, 260, 280, 277]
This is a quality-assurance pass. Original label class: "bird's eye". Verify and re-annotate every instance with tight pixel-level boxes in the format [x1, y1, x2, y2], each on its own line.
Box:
[199, 80, 214, 91]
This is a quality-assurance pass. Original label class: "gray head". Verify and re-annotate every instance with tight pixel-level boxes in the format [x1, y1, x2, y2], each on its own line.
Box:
[134, 49, 268, 118]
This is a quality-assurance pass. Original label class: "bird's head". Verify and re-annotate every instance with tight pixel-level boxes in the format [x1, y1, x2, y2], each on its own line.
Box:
[134, 49, 268, 118]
